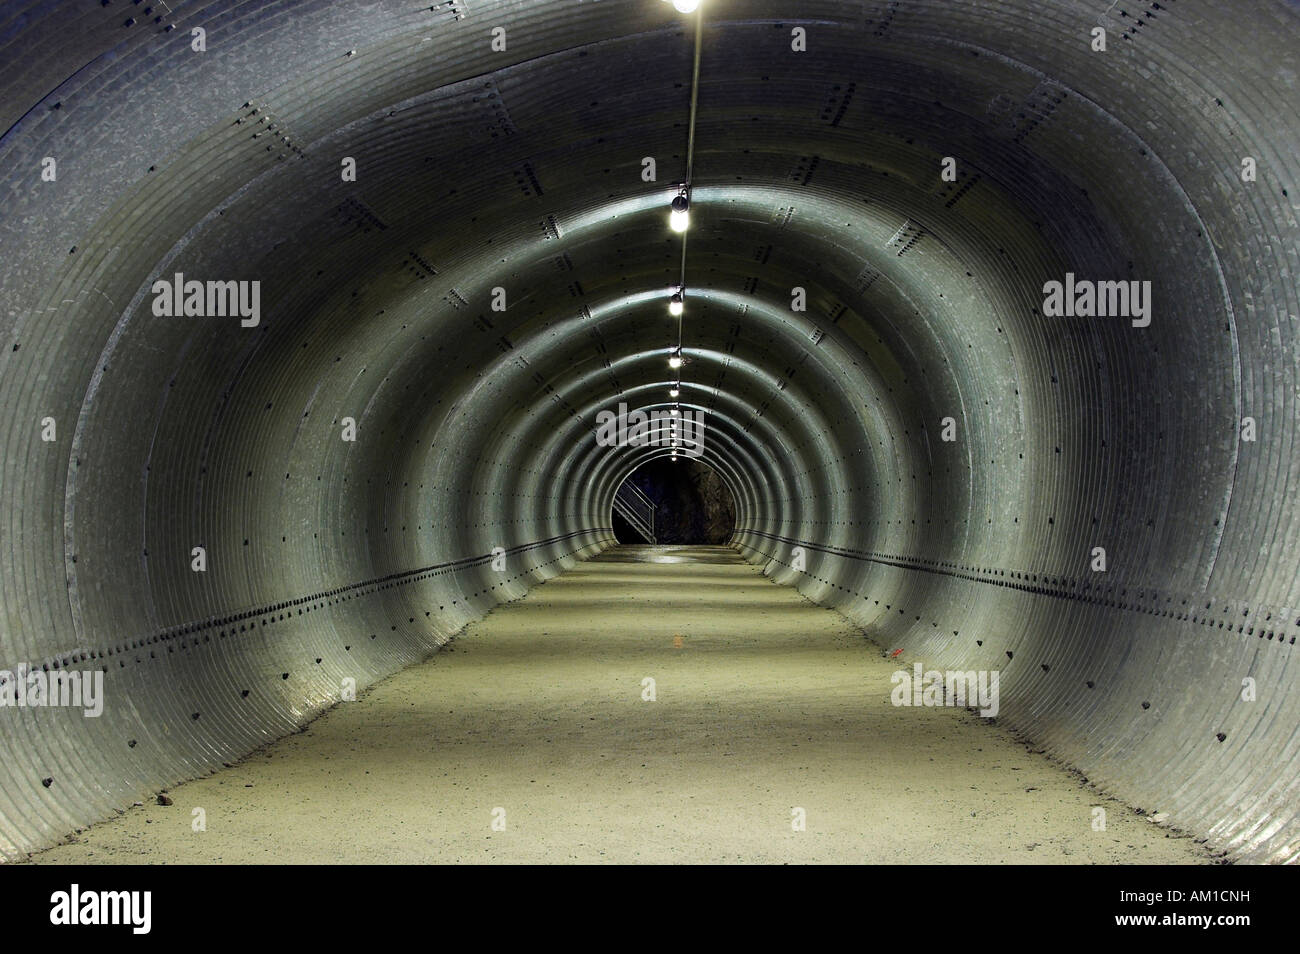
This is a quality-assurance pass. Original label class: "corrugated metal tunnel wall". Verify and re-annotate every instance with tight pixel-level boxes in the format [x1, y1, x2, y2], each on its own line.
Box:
[0, 0, 1296, 862]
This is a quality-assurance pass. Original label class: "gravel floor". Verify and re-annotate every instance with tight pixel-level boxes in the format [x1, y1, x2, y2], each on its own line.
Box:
[30, 546, 1210, 864]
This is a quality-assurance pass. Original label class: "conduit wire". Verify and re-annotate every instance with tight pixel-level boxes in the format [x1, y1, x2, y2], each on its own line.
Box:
[677, 5, 703, 356]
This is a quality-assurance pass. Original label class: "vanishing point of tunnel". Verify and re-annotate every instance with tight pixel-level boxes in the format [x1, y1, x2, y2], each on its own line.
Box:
[1, 0, 1298, 866]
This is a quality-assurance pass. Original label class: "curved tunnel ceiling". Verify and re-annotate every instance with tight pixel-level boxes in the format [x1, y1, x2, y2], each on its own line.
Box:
[1, 0, 1297, 862]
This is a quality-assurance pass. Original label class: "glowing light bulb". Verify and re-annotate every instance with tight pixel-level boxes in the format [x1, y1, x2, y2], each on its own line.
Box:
[674, 0, 700, 12]
[669, 292, 684, 316]
[669, 354, 683, 369]
[671, 408, 679, 416]
[669, 388, 679, 398]
[669, 194, 690, 233]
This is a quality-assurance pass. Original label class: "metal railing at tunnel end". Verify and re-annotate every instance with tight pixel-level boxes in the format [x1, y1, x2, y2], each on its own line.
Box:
[613, 481, 656, 544]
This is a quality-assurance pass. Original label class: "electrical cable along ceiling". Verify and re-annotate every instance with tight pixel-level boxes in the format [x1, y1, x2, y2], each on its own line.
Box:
[0, 0, 1296, 862]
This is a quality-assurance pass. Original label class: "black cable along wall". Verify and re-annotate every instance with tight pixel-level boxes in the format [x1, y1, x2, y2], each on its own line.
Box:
[0, 0, 1296, 862]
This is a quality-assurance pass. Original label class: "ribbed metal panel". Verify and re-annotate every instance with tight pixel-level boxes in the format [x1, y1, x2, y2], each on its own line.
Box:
[0, 0, 1296, 862]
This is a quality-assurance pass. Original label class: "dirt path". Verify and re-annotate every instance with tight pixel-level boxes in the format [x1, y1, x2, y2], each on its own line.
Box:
[30, 546, 1209, 864]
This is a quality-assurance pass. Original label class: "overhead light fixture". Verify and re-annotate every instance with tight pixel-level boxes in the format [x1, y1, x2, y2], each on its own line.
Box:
[669, 290, 684, 316]
[673, 0, 700, 12]
[669, 191, 690, 233]
[668, 350, 683, 369]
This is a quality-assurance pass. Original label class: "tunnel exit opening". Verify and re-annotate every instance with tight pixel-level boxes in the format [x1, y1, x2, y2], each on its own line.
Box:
[612, 457, 736, 545]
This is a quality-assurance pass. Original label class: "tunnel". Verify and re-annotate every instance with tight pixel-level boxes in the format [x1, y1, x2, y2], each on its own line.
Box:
[0, 0, 1297, 866]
